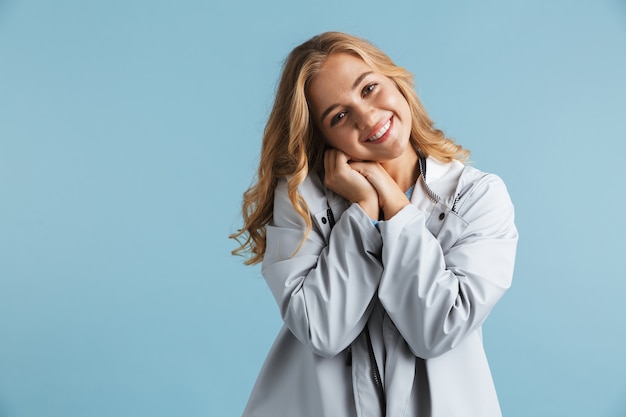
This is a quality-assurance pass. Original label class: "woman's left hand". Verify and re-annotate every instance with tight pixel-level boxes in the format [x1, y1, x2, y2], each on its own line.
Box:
[348, 161, 410, 220]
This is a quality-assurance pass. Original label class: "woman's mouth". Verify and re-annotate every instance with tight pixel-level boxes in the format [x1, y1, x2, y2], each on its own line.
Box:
[365, 118, 392, 143]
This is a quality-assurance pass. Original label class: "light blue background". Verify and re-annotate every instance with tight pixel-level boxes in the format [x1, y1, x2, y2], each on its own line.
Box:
[1, 0, 625, 416]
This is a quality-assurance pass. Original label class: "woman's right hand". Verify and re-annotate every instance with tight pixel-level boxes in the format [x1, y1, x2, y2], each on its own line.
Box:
[323, 149, 379, 219]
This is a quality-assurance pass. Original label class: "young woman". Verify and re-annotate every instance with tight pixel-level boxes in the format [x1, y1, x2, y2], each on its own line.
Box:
[231, 31, 518, 417]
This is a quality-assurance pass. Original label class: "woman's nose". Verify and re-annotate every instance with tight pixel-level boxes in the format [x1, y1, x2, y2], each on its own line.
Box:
[354, 105, 376, 130]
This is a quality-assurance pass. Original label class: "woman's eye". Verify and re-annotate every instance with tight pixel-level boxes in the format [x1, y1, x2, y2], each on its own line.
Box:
[331, 111, 346, 126]
[363, 83, 377, 95]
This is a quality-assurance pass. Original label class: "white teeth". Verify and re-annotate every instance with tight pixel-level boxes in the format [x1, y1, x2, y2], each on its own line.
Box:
[366, 120, 391, 141]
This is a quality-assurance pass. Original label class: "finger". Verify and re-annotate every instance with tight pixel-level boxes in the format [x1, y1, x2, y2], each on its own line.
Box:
[349, 161, 373, 176]
[324, 149, 331, 173]
[333, 149, 348, 167]
[326, 149, 340, 173]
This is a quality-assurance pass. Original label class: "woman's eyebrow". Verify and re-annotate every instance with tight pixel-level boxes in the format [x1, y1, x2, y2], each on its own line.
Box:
[320, 71, 374, 123]
[352, 71, 373, 89]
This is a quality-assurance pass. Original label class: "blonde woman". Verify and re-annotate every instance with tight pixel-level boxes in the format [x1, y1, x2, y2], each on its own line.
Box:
[231, 31, 518, 417]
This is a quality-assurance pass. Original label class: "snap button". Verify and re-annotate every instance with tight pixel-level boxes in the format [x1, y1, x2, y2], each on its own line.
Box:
[439, 212, 445, 220]
[321, 217, 327, 224]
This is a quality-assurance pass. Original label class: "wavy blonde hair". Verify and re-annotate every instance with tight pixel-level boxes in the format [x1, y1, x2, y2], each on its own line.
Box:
[231, 31, 469, 265]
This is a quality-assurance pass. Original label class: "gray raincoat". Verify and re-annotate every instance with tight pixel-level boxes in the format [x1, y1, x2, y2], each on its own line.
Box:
[242, 157, 518, 417]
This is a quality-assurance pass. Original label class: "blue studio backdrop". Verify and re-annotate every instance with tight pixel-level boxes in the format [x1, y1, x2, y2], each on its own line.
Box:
[1, 0, 625, 416]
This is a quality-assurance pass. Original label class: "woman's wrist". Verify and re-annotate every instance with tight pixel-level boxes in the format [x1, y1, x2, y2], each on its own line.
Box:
[357, 198, 379, 220]
[381, 192, 410, 220]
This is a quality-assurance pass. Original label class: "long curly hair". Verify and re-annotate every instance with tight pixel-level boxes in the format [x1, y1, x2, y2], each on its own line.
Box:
[230, 31, 469, 265]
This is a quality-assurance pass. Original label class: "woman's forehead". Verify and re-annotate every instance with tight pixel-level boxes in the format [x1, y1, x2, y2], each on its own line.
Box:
[309, 54, 373, 93]
[318, 53, 371, 76]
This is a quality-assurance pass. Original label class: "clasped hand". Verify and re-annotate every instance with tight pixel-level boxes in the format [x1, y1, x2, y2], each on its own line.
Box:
[323, 149, 409, 221]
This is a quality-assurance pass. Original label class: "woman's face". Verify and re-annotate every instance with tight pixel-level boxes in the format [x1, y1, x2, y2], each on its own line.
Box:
[307, 53, 412, 162]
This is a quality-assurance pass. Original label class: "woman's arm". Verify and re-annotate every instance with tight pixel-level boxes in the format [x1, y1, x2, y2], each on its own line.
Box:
[261, 176, 384, 358]
[376, 174, 518, 359]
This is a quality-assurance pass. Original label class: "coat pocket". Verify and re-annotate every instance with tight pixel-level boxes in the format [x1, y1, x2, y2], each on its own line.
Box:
[425, 202, 469, 253]
[312, 200, 349, 245]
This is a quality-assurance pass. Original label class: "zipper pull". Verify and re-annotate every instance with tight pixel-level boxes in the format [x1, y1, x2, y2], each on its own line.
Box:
[326, 207, 336, 228]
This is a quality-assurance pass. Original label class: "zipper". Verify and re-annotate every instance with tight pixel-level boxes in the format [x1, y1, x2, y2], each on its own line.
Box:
[418, 155, 441, 204]
[420, 155, 463, 214]
[365, 327, 386, 413]
[451, 192, 461, 213]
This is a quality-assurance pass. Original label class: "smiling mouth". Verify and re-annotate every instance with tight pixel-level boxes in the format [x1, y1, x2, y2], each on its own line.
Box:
[365, 118, 392, 142]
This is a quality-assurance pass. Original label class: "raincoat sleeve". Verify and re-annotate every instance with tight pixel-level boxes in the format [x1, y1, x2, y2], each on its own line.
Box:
[377, 173, 518, 359]
[261, 177, 384, 358]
